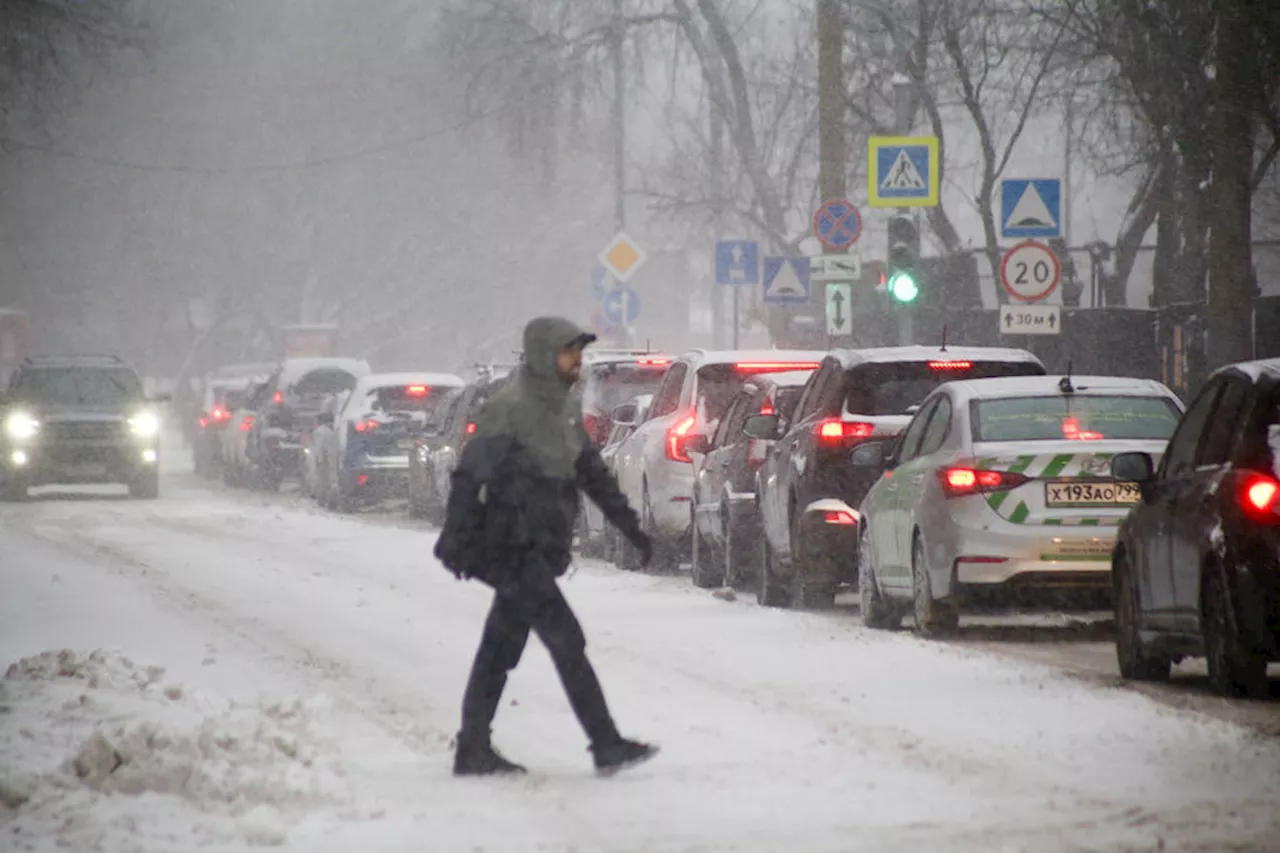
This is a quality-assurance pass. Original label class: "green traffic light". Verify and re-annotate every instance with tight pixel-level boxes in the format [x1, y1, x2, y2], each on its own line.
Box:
[887, 271, 919, 303]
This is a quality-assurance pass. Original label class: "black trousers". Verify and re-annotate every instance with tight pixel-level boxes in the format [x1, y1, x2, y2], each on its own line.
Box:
[461, 571, 620, 746]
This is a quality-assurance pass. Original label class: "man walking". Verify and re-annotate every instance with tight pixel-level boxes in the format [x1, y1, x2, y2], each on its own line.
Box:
[435, 316, 658, 777]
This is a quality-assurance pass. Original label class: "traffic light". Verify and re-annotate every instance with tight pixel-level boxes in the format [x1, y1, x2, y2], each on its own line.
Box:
[886, 214, 921, 303]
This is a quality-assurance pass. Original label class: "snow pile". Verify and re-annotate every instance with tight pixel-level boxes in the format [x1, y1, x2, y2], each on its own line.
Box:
[0, 649, 359, 849]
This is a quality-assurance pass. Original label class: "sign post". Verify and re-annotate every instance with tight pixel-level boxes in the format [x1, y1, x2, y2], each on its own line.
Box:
[715, 240, 760, 348]
[999, 239, 1062, 339]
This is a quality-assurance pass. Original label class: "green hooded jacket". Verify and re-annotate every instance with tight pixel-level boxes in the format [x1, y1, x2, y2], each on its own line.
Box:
[473, 316, 597, 480]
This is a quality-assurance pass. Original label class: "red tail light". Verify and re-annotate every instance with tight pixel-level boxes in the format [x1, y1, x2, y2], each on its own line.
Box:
[823, 510, 858, 525]
[939, 466, 1030, 498]
[816, 418, 874, 446]
[759, 401, 776, 416]
[735, 361, 820, 373]
[1061, 417, 1103, 441]
[1237, 471, 1280, 522]
[240, 415, 255, 432]
[356, 474, 370, 486]
[211, 405, 230, 422]
[354, 419, 379, 433]
[465, 422, 477, 435]
[198, 416, 209, 429]
[637, 357, 669, 366]
[405, 385, 429, 396]
[665, 413, 698, 463]
[272, 391, 283, 405]
[929, 360, 972, 371]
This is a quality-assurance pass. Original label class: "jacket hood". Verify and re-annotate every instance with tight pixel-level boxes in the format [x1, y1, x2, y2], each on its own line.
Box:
[522, 317, 597, 389]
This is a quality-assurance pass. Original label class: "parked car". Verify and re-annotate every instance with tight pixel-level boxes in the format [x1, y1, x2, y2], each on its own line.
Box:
[750, 346, 1047, 609]
[857, 374, 1183, 636]
[1110, 358, 1280, 697]
[301, 390, 349, 500]
[317, 373, 464, 511]
[408, 367, 514, 522]
[192, 376, 263, 478]
[580, 394, 652, 558]
[580, 351, 671, 446]
[688, 370, 814, 589]
[220, 380, 271, 488]
[244, 358, 371, 490]
[611, 350, 828, 571]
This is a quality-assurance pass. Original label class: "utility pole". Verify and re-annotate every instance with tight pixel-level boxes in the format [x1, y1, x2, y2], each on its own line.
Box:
[612, 0, 626, 231]
[893, 70, 914, 345]
[1063, 95, 1073, 249]
[816, 0, 845, 347]
[710, 92, 727, 348]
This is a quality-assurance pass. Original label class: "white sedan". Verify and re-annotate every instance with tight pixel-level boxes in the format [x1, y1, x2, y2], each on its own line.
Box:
[857, 374, 1185, 636]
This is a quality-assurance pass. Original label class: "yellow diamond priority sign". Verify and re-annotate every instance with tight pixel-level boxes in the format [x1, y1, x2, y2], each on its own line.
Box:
[598, 231, 647, 282]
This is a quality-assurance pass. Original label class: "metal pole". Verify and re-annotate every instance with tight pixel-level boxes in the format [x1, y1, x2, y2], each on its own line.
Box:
[893, 73, 913, 346]
[1063, 95, 1073, 248]
[612, 0, 626, 231]
[709, 82, 726, 349]
[817, 0, 846, 347]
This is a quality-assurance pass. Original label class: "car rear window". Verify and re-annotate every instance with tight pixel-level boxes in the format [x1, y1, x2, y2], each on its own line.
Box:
[698, 362, 820, 423]
[292, 369, 359, 396]
[972, 395, 1183, 442]
[14, 367, 144, 405]
[583, 362, 667, 414]
[369, 384, 455, 415]
[845, 360, 1044, 415]
[220, 389, 248, 411]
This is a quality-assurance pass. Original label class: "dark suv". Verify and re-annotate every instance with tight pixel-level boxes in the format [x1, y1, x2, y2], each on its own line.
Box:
[0, 355, 167, 500]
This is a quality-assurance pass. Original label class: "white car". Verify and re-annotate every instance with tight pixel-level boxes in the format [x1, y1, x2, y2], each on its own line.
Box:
[857, 374, 1186, 636]
[611, 349, 828, 570]
[579, 394, 652, 558]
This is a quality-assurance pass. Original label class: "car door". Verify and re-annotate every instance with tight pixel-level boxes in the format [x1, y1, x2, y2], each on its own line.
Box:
[763, 361, 836, 551]
[1169, 376, 1253, 631]
[884, 396, 945, 583]
[696, 392, 747, 543]
[619, 361, 685, 503]
[1140, 381, 1222, 628]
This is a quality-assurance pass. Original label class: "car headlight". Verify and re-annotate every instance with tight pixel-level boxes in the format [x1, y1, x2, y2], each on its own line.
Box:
[4, 412, 40, 440]
[129, 410, 161, 439]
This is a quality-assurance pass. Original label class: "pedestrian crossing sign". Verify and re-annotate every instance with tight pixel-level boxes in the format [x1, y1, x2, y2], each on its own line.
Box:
[868, 136, 939, 208]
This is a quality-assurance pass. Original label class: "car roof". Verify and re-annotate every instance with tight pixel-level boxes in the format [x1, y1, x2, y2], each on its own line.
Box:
[827, 345, 1044, 369]
[1212, 357, 1280, 382]
[352, 372, 465, 394]
[584, 349, 671, 365]
[676, 349, 829, 368]
[945, 374, 1179, 401]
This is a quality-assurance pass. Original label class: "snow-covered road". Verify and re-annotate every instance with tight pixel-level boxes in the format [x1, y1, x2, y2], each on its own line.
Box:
[3, 476, 1279, 852]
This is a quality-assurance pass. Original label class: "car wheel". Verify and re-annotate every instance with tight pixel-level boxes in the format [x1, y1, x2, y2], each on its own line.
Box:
[690, 504, 724, 588]
[129, 469, 160, 500]
[911, 534, 958, 638]
[1203, 567, 1268, 699]
[859, 525, 900, 630]
[757, 534, 790, 608]
[640, 484, 672, 574]
[1113, 554, 1171, 681]
[789, 512, 835, 609]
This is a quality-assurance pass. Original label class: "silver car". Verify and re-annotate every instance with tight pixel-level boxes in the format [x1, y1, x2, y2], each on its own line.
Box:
[856, 374, 1185, 636]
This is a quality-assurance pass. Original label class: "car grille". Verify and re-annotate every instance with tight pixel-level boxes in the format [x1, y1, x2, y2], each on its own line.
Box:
[45, 421, 128, 442]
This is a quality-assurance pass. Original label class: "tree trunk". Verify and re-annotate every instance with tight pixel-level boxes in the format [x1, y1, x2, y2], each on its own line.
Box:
[1206, 0, 1259, 368]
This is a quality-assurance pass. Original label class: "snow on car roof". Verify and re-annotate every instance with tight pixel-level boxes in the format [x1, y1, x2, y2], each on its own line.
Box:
[352, 372, 465, 395]
[1213, 357, 1280, 382]
[743, 369, 814, 388]
[278, 358, 372, 386]
[830, 345, 1043, 368]
[679, 349, 829, 367]
[948, 375, 1179, 401]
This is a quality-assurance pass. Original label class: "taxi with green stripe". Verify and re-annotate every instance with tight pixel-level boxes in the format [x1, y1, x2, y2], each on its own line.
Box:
[856, 374, 1184, 635]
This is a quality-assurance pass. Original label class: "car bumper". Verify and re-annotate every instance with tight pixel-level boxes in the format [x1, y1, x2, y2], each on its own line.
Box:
[936, 514, 1119, 594]
[796, 498, 861, 583]
[649, 465, 695, 540]
[2, 442, 158, 485]
[344, 457, 411, 496]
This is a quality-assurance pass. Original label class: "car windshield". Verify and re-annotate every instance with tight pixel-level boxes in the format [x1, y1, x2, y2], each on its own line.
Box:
[219, 389, 248, 411]
[13, 367, 144, 405]
[846, 360, 1044, 415]
[582, 363, 667, 414]
[972, 395, 1183, 442]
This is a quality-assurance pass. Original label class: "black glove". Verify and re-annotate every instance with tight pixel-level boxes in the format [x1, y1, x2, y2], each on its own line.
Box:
[630, 530, 653, 567]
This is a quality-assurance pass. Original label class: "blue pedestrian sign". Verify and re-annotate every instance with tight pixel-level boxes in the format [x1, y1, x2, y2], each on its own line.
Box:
[812, 200, 862, 251]
[602, 286, 640, 325]
[715, 240, 760, 286]
[1001, 179, 1062, 239]
[590, 265, 613, 300]
[762, 257, 811, 304]
[868, 136, 940, 207]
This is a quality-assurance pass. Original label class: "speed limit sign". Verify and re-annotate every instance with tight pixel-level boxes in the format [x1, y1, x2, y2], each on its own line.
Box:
[1000, 240, 1060, 302]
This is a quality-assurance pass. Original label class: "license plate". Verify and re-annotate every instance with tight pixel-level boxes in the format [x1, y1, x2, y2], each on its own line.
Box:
[1045, 480, 1140, 507]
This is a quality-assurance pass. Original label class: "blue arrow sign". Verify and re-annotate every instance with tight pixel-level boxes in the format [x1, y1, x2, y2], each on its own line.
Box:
[715, 240, 760, 286]
[762, 257, 811, 304]
[602, 287, 640, 325]
[590, 265, 612, 300]
[1000, 179, 1062, 239]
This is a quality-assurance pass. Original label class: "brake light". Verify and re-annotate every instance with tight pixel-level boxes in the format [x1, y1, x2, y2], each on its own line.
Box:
[240, 415, 255, 432]
[666, 413, 698, 462]
[465, 422, 477, 435]
[734, 361, 821, 372]
[405, 385, 429, 396]
[929, 360, 972, 370]
[637, 357, 669, 366]
[272, 391, 283, 405]
[823, 510, 858, 525]
[211, 405, 230, 422]
[759, 401, 776, 416]
[1061, 417, 1103, 441]
[354, 419, 379, 433]
[816, 418, 874, 446]
[1238, 471, 1280, 521]
[939, 466, 1030, 498]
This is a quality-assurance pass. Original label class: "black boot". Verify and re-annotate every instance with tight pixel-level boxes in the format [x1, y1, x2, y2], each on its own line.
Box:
[453, 731, 527, 777]
[590, 737, 659, 777]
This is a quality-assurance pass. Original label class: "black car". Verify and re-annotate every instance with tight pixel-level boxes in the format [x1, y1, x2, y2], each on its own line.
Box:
[1110, 357, 1280, 698]
[748, 346, 1047, 608]
[408, 368, 514, 522]
[688, 369, 814, 589]
[0, 355, 168, 500]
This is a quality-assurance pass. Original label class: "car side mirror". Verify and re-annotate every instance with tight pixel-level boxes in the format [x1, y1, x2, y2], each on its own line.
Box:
[610, 402, 639, 428]
[316, 412, 335, 427]
[849, 440, 891, 468]
[743, 414, 780, 440]
[1111, 451, 1155, 492]
[684, 434, 711, 456]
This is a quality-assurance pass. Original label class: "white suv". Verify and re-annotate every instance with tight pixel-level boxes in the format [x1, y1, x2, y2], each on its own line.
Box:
[611, 349, 828, 570]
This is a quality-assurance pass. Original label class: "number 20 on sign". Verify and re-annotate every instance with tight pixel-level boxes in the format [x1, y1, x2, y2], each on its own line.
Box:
[1000, 239, 1060, 303]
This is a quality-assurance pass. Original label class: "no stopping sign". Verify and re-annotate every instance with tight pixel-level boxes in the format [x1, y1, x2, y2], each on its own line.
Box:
[1000, 240, 1060, 302]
